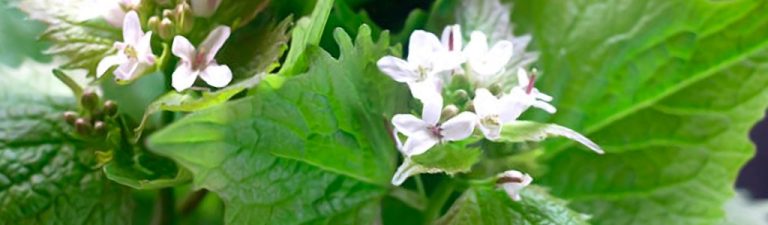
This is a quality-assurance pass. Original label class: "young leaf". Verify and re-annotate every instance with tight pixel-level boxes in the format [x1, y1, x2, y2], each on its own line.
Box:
[511, 0, 768, 224]
[278, 0, 333, 76]
[436, 185, 589, 225]
[0, 61, 132, 224]
[148, 26, 399, 224]
[498, 121, 603, 154]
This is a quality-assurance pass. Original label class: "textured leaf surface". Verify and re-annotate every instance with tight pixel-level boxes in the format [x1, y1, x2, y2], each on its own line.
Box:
[436, 186, 588, 225]
[0, 62, 132, 224]
[149, 26, 399, 224]
[511, 0, 768, 224]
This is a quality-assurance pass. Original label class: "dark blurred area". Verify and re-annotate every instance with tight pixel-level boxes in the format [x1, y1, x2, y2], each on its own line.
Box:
[739, 113, 768, 199]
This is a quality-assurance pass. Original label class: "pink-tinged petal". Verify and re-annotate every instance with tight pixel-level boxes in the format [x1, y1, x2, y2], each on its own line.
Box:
[534, 90, 554, 102]
[440, 112, 477, 141]
[122, 11, 143, 45]
[531, 100, 557, 114]
[104, 6, 126, 28]
[114, 60, 141, 81]
[377, 56, 419, 83]
[416, 87, 443, 125]
[136, 32, 155, 64]
[392, 114, 430, 137]
[499, 91, 529, 123]
[402, 133, 439, 156]
[172, 35, 197, 62]
[472, 88, 498, 118]
[200, 26, 231, 62]
[191, 0, 221, 17]
[440, 24, 462, 52]
[463, 31, 489, 61]
[96, 54, 127, 78]
[497, 170, 532, 201]
[199, 64, 232, 88]
[407, 30, 443, 66]
[171, 62, 199, 92]
[407, 78, 442, 102]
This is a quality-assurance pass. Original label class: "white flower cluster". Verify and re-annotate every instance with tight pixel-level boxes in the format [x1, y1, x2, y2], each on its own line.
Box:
[378, 25, 600, 200]
[96, 0, 232, 92]
[378, 25, 555, 157]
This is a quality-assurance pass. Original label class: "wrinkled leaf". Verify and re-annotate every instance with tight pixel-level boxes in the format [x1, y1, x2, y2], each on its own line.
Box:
[278, 0, 333, 76]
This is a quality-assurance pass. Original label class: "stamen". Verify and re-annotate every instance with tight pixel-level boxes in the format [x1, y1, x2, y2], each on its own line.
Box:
[496, 176, 524, 184]
[448, 30, 454, 51]
[525, 71, 537, 94]
[192, 48, 208, 71]
[429, 124, 443, 139]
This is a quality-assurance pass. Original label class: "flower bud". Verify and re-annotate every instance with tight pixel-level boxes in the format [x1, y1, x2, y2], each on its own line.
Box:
[176, 2, 194, 34]
[148, 16, 161, 32]
[63, 111, 78, 125]
[453, 89, 468, 101]
[162, 9, 175, 19]
[94, 121, 107, 134]
[158, 18, 175, 40]
[75, 118, 92, 135]
[80, 91, 99, 112]
[190, 0, 222, 18]
[441, 104, 459, 120]
[103, 101, 118, 117]
[489, 83, 503, 96]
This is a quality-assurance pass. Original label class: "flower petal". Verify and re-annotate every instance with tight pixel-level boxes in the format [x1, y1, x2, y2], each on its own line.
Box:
[104, 6, 126, 28]
[377, 56, 419, 83]
[136, 31, 155, 64]
[478, 121, 502, 140]
[440, 112, 477, 141]
[171, 62, 199, 92]
[497, 170, 533, 201]
[200, 26, 231, 62]
[172, 35, 197, 62]
[191, 0, 221, 17]
[114, 60, 141, 81]
[392, 114, 430, 137]
[96, 54, 127, 78]
[499, 91, 529, 123]
[402, 132, 439, 156]
[122, 11, 142, 45]
[532, 100, 557, 114]
[441, 24, 462, 52]
[472, 88, 498, 118]
[417, 87, 443, 125]
[516, 68, 529, 88]
[407, 30, 443, 66]
[199, 63, 232, 88]
[484, 40, 514, 73]
[463, 31, 489, 61]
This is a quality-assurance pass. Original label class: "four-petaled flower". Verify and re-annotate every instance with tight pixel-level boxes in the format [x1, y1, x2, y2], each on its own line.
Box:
[392, 100, 477, 156]
[496, 170, 533, 201]
[190, 0, 222, 18]
[464, 31, 514, 87]
[171, 26, 233, 92]
[103, 0, 141, 28]
[504, 68, 556, 119]
[377, 30, 463, 102]
[97, 11, 156, 81]
[472, 88, 517, 140]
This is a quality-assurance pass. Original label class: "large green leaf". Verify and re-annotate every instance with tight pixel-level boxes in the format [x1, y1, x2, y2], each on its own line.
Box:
[148, 26, 400, 224]
[511, 0, 768, 224]
[0, 62, 132, 224]
[278, 0, 334, 76]
[0, 4, 50, 67]
[436, 186, 589, 225]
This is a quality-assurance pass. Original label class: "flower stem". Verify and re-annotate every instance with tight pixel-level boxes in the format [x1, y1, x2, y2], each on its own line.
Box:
[151, 188, 175, 225]
[423, 178, 455, 224]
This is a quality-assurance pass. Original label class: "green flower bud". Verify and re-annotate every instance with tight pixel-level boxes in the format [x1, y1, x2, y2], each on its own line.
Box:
[94, 121, 107, 134]
[80, 91, 99, 112]
[441, 104, 459, 120]
[75, 118, 92, 135]
[158, 18, 175, 40]
[176, 2, 194, 34]
[63, 111, 78, 125]
[148, 16, 161, 32]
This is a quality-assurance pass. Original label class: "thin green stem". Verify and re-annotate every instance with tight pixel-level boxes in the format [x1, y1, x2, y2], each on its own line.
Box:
[151, 188, 175, 225]
[423, 179, 455, 225]
[415, 175, 427, 199]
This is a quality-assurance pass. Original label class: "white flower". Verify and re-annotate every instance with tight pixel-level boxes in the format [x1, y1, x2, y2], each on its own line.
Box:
[506, 68, 556, 118]
[97, 11, 156, 81]
[190, 0, 222, 18]
[496, 170, 532, 201]
[464, 31, 514, 87]
[392, 98, 477, 157]
[473, 88, 518, 140]
[171, 26, 233, 92]
[103, 0, 141, 27]
[439, 24, 465, 76]
[377, 30, 462, 101]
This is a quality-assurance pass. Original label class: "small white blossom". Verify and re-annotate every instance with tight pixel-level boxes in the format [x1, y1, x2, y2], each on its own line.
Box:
[97, 11, 156, 81]
[464, 31, 514, 87]
[190, 0, 222, 18]
[392, 99, 477, 157]
[496, 170, 533, 201]
[171, 26, 233, 92]
[103, 0, 141, 28]
[505, 68, 556, 118]
[377, 30, 462, 101]
[473, 88, 517, 140]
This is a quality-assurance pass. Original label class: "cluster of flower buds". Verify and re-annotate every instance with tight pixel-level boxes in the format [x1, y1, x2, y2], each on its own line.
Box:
[148, 1, 194, 40]
[64, 91, 119, 137]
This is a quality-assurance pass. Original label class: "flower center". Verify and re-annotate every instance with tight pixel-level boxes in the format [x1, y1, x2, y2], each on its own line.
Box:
[429, 124, 443, 139]
[123, 45, 138, 59]
[481, 115, 500, 127]
[192, 48, 208, 71]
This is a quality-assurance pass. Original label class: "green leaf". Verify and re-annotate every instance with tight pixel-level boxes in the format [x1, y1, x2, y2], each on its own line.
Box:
[219, 15, 292, 78]
[0, 62, 132, 224]
[498, 121, 603, 154]
[149, 26, 399, 224]
[511, 0, 768, 224]
[278, 0, 334, 76]
[0, 4, 50, 67]
[411, 141, 482, 175]
[436, 186, 589, 225]
[103, 158, 191, 190]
